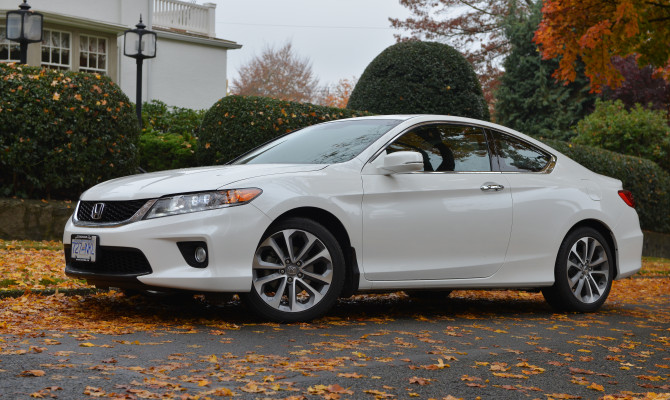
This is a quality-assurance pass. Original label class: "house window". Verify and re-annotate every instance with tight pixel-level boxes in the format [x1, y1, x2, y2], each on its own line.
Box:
[79, 35, 107, 74]
[0, 27, 21, 62]
[41, 30, 71, 70]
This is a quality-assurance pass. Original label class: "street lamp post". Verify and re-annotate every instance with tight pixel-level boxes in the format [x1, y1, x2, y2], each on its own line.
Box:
[123, 16, 157, 127]
[5, 0, 43, 65]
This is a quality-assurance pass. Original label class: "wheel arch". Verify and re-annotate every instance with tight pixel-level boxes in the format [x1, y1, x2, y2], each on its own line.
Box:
[564, 219, 619, 279]
[272, 207, 360, 297]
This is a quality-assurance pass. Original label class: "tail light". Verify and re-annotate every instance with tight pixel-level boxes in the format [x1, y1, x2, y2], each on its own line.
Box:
[618, 190, 635, 208]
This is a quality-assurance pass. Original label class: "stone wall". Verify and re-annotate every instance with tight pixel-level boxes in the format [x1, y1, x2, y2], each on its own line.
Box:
[0, 198, 74, 241]
[1, 198, 669, 259]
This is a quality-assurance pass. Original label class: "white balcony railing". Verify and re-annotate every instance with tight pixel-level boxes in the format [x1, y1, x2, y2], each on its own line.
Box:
[153, 0, 216, 37]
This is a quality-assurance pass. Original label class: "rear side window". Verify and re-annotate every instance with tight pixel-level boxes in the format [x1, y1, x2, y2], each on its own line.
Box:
[491, 130, 552, 172]
[387, 124, 491, 172]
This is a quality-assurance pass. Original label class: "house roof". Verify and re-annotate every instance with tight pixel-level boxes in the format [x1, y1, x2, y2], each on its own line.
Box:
[0, 10, 241, 51]
[31, 11, 129, 34]
[153, 26, 242, 50]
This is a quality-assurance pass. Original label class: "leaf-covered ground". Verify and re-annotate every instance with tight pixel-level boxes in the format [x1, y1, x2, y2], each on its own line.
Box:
[0, 240, 669, 399]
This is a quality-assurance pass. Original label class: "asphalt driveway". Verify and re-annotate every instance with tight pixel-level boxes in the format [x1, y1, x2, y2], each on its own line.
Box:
[1, 278, 669, 399]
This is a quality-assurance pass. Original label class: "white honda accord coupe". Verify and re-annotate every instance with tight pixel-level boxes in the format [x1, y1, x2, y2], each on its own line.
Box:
[64, 115, 643, 321]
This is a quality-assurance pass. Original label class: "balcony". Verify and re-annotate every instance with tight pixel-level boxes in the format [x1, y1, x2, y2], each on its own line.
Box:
[153, 0, 216, 37]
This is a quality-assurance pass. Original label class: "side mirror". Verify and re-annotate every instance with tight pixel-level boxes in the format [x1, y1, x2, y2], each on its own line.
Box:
[380, 151, 423, 174]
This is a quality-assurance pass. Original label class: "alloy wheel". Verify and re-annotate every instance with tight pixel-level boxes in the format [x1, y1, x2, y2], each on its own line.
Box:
[565, 236, 610, 304]
[252, 228, 334, 313]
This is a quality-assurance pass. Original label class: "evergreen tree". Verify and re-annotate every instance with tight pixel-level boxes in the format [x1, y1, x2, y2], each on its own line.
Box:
[495, 1, 595, 140]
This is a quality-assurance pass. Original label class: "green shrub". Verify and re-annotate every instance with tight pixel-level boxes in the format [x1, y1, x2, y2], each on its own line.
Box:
[139, 100, 204, 171]
[139, 129, 198, 172]
[546, 140, 670, 233]
[142, 100, 205, 136]
[198, 95, 372, 164]
[347, 41, 489, 120]
[572, 99, 670, 171]
[0, 63, 138, 199]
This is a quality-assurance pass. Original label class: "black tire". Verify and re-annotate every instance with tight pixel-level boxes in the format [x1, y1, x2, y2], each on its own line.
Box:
[542, 227, 613, 312]
[244, 217, 345, 322]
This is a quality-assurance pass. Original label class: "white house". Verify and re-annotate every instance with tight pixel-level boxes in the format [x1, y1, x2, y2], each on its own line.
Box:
[0, 0, 241, 109]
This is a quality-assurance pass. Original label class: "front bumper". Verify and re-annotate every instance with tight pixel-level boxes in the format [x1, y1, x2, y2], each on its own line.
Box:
[63, 204, 272, 292]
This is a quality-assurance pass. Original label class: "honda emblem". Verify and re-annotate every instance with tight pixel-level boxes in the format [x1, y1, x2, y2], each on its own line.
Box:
[91, 203, 105, 220]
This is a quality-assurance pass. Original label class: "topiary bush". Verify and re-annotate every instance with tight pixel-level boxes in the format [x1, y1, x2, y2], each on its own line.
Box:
[572, 99, 670, 171]
[197, 95, 372, 164]
[139, 100, 204, 171]
[347, 41, 489, 120]
[0, 63, 139, 200]
[546, 139, 670, 233]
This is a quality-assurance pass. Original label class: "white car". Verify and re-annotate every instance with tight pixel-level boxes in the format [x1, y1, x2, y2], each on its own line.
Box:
[64, 115, 643, 321]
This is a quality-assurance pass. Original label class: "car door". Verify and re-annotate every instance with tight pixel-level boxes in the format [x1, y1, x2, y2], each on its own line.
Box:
[487, 128, 564, 272]
[360, 123, 513, 281]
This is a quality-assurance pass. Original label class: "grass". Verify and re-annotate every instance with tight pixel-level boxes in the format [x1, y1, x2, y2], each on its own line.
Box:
[639, 256, 670, 277]
[0, 239, 63, 251]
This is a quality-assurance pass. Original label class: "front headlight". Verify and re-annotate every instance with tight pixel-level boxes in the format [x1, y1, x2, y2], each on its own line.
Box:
[144, 188, 262, 219]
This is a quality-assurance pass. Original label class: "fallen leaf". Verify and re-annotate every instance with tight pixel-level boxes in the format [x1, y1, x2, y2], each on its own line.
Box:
[20, 370, 45, 377]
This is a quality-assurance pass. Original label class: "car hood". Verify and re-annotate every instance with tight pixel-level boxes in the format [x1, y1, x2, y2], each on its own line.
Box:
[80, 164, 327, 201]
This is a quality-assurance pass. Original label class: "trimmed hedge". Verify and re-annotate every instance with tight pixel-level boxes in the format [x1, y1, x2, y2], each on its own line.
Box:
[0, 63, 138, 199]
[139, 100, 204, 171]
[546, 140, 670, 233]
[347, 41, 490, 120]
[198, 95, 372, 164]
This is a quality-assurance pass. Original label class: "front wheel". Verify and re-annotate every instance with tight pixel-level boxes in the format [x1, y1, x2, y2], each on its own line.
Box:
[245, 217, 345, 322]
[542, 227, 613, 312]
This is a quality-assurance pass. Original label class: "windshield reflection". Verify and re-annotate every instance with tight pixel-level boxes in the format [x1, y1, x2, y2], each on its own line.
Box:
[233, 119, 402, 165]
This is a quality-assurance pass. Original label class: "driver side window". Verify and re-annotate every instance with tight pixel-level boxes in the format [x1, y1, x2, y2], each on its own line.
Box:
[387, 124, 491, 172]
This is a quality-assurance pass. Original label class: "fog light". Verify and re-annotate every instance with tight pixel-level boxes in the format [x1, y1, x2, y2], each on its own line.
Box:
[194, 247, 207, 263]
[177, 241, 208, 268]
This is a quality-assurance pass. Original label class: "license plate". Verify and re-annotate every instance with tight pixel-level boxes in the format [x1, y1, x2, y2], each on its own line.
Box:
[71, 235, 98, 262]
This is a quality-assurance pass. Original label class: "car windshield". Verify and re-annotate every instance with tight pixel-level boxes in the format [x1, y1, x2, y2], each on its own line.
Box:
[232, 119, 402, 165]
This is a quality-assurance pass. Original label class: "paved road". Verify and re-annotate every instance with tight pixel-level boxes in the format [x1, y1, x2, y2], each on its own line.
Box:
[0, 286, 669, 399]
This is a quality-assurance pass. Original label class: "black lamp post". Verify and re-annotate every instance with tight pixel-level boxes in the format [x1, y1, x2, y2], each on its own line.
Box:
[123, 16, 157, 127]
[5, 0, 43, 64]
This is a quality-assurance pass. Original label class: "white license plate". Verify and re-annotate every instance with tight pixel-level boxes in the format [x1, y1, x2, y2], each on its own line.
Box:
[71, 235, 98, 262]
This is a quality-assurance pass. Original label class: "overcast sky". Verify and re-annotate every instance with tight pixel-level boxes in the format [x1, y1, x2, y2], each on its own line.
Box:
[209, 0, 413, 88]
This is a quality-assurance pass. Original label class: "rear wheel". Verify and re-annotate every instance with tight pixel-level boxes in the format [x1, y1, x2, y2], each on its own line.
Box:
[542, 227, 613, 312]
[245, 217, 345, 322]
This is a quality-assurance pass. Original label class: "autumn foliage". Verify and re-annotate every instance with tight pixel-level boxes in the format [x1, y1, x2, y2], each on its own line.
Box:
[1, 238, 669, 399]
[534, 0, 670, 91]
[230, 42, 320, 104]
[318, 77, 356, 109]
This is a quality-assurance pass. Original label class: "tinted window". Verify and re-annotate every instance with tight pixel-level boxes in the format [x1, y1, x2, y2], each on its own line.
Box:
[387, 124, 491, 172]
[492, 131, 552, 172]
[233, 119, 402, 165]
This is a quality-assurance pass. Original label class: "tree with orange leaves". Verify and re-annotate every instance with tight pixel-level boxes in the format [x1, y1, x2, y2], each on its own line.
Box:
[534, 0, 670, 91]
[317, 77, 357, 109]
[230, 42, 320, 103]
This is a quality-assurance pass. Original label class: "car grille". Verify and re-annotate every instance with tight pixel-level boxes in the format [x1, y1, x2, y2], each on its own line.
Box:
[76, 199, 150, 223]
[64, 246, 153, 276]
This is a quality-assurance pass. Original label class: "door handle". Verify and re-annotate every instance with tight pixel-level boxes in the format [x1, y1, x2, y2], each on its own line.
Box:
[480, 183, 505, 192]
